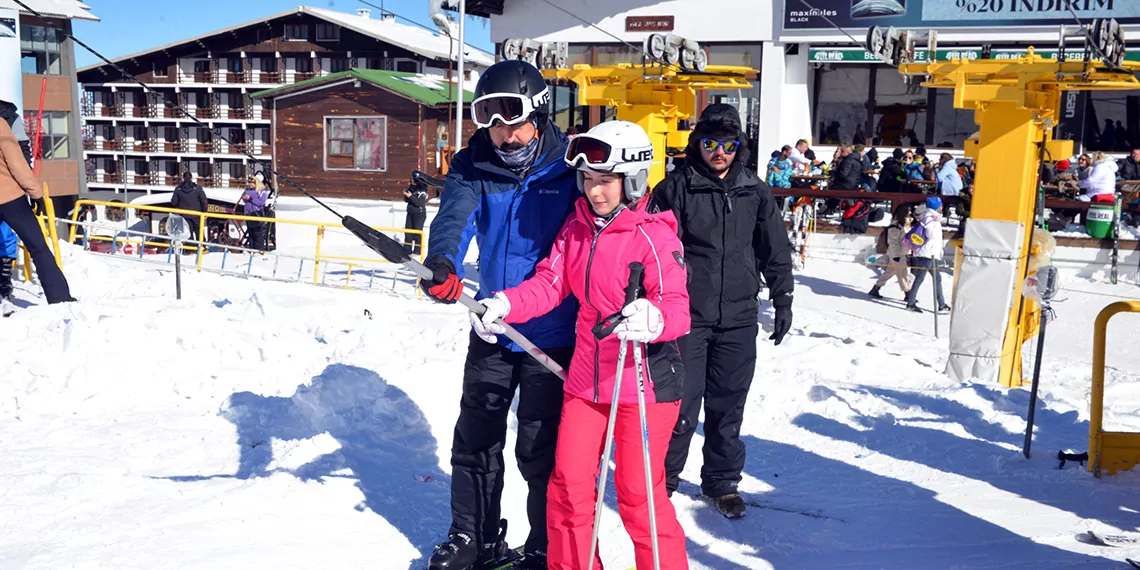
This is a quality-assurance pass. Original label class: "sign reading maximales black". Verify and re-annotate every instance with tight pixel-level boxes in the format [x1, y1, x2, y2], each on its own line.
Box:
[783, 0, 1140, 31]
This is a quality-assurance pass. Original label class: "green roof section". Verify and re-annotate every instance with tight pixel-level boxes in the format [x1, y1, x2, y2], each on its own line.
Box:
[251, 69, 474, 106]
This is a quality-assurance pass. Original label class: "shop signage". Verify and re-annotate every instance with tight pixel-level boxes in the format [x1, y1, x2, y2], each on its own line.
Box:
[808, 47, 1140, 63]
[625, 15, 674, 32]
[785, 0, 1140, 32]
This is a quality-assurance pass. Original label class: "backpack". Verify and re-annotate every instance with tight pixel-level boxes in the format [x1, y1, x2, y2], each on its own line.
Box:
[875, 228, 889, 254]
[842, 200, 870, 220]
[868, 207, 885, 223]
[903, 221, 928, 252]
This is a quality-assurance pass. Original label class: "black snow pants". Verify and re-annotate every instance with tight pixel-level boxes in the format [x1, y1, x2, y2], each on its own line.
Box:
[0, 196, 71, 304]
[449, 331, 572, 553]
[665, 323, 758, 498]
[405, 211, 426, 256]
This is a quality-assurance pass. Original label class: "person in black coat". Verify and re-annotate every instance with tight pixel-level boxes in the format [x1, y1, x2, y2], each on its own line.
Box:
[1118, 148, 1140, 181]
[170, 172, 208, 241]
[877, 149, 905, 193]
[648, 103, 794, 518]
[402, 182, 429, 255]
[831, 146, 862, 190]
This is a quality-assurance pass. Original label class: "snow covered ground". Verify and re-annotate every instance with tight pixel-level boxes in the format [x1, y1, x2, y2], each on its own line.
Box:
[4, 241, 1140, 569]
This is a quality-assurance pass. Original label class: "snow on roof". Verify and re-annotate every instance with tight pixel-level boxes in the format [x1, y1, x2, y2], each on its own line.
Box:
[299, 6, 494, 69]
[78, 5, 490, 74]
[0, 0, 99, 22]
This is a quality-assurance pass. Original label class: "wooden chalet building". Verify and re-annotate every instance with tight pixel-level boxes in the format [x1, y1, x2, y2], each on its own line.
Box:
[77, 5, 492, 203]
[252, 69, 475, 201]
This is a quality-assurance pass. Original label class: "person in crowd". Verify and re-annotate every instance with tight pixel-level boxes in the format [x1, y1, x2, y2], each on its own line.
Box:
[1118, 148, 1140, 181]
[869, 204, 914, 300]
[473, 120, 690, 570]
[420, 59, 577, 570]
[767, 145, 793, 189]
[904, 197, 949, 313]
[1100, 119, 1116, 151]
[0, 221, 15, 303]
[1078, 151, 1119, 203]
[1074, 154, 1093, 181]
[831, 144, 862, 190]
[902, 150, 926, 192]
[648, 103, 794, 519]
[855, 144, 875, 191]
[867, 137, 882, 165]
[0, 103, 73, 305]
[170, 172, 208, 242]
[936, 153, 963, 197]
[876, 149, 905, 193]
[788, 139, 812, 173]
[402, 176, 429, 255]
[237, 172, 270, 251]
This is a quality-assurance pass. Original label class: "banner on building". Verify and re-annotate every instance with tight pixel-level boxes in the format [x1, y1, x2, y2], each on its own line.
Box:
[785, 0, 1140, 32]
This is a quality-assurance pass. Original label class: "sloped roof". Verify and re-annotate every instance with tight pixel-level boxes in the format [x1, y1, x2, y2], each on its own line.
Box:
[251, 68, 473, 107]
[78, 5, 490, 74]
[0, 0, 99, 21]
[302, 6, 494, 68]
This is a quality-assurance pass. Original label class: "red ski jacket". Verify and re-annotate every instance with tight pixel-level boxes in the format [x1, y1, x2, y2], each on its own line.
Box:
[500, 197, 690, 405]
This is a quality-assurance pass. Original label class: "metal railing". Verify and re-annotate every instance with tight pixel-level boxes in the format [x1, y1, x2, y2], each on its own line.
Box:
[68, 199, 427, 295]
[1089, 301, 1140, 477]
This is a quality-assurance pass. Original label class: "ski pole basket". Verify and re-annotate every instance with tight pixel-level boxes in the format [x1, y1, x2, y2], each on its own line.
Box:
[1090, 301, 1140, 477]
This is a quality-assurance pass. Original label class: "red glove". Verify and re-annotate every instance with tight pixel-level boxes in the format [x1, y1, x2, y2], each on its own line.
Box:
[422, 256, 463, 304]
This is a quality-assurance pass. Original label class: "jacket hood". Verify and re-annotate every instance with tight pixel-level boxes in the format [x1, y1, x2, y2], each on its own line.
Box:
[0, 100, 17, 127]
[882, 156, 901, 167]
[1095, 156, 1120, 172]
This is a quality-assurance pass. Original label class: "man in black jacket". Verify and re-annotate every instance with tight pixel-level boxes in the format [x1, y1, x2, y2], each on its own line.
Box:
[1119, 148, 1140, 181]
[403, 183, 429, 255]
[649, 103, 794, 518]
[877, 149, 905, 193]
[170, 172, 208, 242]
[831, 145, 862, 190]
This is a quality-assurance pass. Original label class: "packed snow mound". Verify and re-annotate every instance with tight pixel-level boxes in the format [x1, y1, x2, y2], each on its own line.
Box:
[3, 245, 1140, 569]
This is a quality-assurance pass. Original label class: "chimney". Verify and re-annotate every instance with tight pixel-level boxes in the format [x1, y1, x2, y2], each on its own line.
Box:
[356, 8, 371, 18]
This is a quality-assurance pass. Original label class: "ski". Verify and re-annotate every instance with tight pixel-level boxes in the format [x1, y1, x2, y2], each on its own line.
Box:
[1083, 530, 1140, 547]
[481, 547, 524, 570]
[1127, 558, 1140, 569]
[677, 490, 843, 522]
[1112, 192, 1122, 285]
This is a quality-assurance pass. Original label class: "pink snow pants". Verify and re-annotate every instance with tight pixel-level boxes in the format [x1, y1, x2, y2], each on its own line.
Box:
[547, 393, 688, 570]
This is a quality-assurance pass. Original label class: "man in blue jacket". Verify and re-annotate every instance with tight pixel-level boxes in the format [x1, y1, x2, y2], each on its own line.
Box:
[421, 60, 578, 570]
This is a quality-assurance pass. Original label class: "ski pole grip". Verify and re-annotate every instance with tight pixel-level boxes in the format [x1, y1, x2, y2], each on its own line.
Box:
[593, 262, 646, 340]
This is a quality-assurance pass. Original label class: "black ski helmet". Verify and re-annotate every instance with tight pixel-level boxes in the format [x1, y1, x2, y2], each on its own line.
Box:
[473, 60, 550, 124]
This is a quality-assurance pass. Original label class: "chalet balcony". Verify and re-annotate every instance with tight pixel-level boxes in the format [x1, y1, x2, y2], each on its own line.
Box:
[99, 106, 119, 117]
[149, 173, 181, 186]
[212, 140, 248, 155]
[190, 107, 215, 119]
[144, 140, 179, 153]
[225, 71, 250, 84]
[119, 106, 142, 118]
[145, 105, 173, 119]
[224, 107, 251, 120]
[293, 72, 316, 83]
[258, 71, 282, 84]
[193, 71, 213, 83]
[87, 172, 122, 184]
[83, 139, 122, 151]
[180, 141, 210, 154]
[212, 176, 248, 189]
[119, 140, 148, 153]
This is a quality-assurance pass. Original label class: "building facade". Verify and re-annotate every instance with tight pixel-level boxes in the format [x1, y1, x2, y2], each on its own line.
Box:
[77, 5, 492, 203]
[16, 1, 99, 215]
[766, 0, 1140, 159]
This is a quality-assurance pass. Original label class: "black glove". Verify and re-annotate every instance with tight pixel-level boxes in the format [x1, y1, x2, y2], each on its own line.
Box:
[30, 197, 46, 215]
[769, 294, 793, 346]
[421, 255, 463, 304]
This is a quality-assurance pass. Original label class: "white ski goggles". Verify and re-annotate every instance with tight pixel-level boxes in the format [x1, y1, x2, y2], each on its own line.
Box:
[471, 90, 548, 128]
[565, 135, 653, 173]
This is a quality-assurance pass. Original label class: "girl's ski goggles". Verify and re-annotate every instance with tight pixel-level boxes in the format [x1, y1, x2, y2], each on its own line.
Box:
[565, 135, 617, 172]
[700, 138, 740, 154]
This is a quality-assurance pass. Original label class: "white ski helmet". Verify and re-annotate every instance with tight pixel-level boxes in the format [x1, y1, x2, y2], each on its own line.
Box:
[564, 120, 654, 200]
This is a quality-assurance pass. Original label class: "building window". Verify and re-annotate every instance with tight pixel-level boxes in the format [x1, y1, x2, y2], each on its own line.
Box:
[931, 90, 976, 149]
[228, 58, 243, 73]
[296, 57, 313, 73]
[1088, 91, 1140, 152]
[325, 117, 387, 171]
[285, 24, 309, 41]
[316, 23, 340, 42]
[20, 25, 62, 75]
[873, 67, 926, 148]
[153, 63, 169, 77]
[813, 66, 871, 145]
[194, 60, 210, 73]
[25, 111, 69, 159]
[329, 58, 350, 73]
[396, 60, 419, 73]
[261, 56, 278, 73]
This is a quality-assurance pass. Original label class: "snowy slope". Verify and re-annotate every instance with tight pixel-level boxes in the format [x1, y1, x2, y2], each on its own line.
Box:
[3, 244, 1140, 569]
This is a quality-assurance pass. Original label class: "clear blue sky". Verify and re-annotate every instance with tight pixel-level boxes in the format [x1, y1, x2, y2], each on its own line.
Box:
[73, 0, 494, 68]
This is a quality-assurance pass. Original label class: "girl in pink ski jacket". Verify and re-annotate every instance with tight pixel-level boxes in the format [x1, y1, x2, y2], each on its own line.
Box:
[472, 121, 690, 569]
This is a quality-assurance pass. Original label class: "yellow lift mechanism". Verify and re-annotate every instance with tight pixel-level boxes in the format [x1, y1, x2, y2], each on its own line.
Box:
[541, 63, 755, 186]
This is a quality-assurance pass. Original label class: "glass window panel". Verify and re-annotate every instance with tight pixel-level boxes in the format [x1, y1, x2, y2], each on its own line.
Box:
[567, 45, 590, 66]
[19, 25, 32, 50]
[354, 118, 385, 170]
[1088, 91, 1140, 152]
[330, 140, 342, 154]
[328, 118, 353, 140]
[596, 45, 639, 66]
[873, 67, 927, 147]
[20, 54, 36, 75]
[46, 27, 60, 51]
[47, 52, 59, 75]
[51, 136, 67, 159]
[931, 90, 975, 149]
[814, 66, 871, 145]
[30, 25, 44, 50]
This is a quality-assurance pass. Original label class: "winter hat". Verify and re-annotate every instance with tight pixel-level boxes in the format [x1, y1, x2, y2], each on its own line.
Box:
[183, 172, 193, 182]
[892, 148, 904, 160]
[692, 103, 743, 142]
[926, 196, 943, 210]
[1056, 159, 1071, 171]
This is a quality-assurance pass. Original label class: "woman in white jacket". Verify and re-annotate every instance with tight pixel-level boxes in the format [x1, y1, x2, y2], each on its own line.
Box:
[869, 204, 914, 299]
[904, 196, 949, 313]
[1078, 152, 1118, 203]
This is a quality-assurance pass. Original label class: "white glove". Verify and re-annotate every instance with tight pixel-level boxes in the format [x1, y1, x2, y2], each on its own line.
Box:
[614, 299, 664, 343]
[470, 292, 510, 343]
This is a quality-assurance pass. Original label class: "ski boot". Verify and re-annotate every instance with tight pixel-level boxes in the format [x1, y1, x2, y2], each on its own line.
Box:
[515, 550, 546, 570]
[428, 532, 479, 570]
[868, 285, 883, 299]
[477, 519, 521, 569]
[708, 492, 746, 519]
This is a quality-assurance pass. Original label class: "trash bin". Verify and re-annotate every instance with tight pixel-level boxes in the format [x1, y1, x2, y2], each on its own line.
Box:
[1086, 204, 1115, 238]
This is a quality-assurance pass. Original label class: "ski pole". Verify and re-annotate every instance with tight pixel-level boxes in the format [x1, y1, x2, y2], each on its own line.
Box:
[932, 259, 939, 339]
[587, 262, 645, 570]
[632, 326, 661, 570]
[341, 217, 567, 381]
[1023, 301, 1052, 458]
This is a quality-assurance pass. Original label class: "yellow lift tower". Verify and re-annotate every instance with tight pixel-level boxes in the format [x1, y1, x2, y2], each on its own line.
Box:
[866, 21, 1140, 388]
[500, 35, 756, 186]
